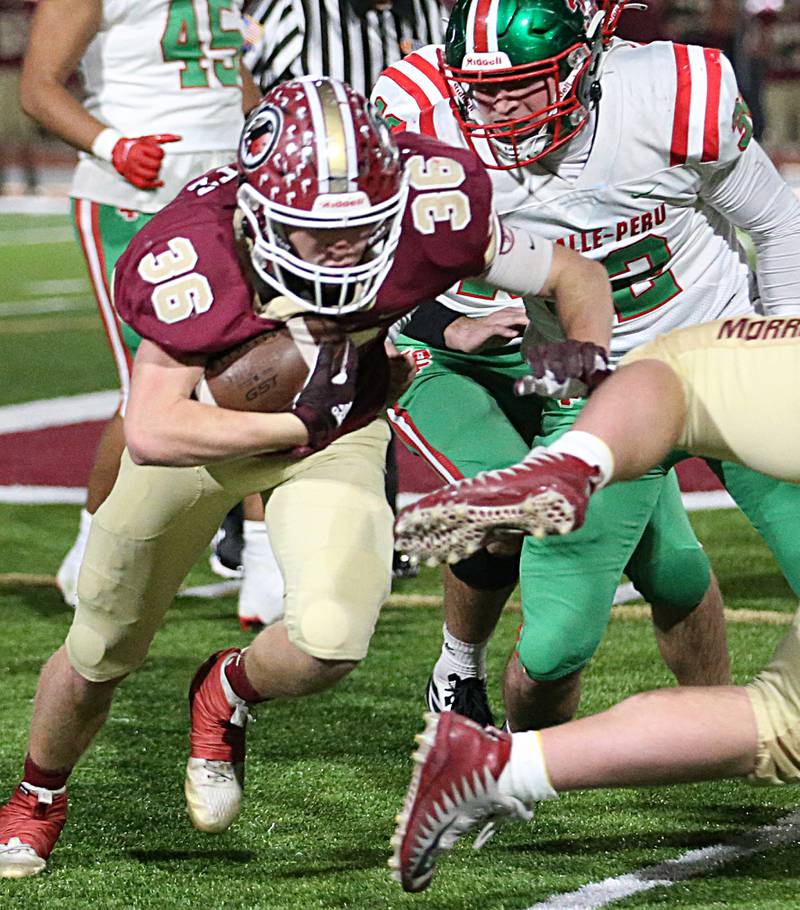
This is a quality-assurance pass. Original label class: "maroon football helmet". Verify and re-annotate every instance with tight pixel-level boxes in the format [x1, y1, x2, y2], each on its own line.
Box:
[237, 77, 408, 315]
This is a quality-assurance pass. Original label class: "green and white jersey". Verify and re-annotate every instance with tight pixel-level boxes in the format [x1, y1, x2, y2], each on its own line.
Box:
[373, 39, 800, 362]
[71, 0, 245, 212]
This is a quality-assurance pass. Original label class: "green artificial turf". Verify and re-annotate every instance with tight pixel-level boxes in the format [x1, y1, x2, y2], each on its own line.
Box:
[1, 506, 800, 909]
[0, 214, 118, 404]
[2, 212, 800, 907]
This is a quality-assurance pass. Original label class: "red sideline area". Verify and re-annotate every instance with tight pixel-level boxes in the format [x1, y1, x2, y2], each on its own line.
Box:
[0, 420, 723, 493]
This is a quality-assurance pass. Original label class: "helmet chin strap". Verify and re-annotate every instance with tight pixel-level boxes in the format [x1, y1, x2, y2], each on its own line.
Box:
[577, 11, 608, 112]
[495, 129, 552, 164]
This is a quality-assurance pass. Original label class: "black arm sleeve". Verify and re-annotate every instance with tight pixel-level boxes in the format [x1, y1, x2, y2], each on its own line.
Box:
[401, 299, 462, 350]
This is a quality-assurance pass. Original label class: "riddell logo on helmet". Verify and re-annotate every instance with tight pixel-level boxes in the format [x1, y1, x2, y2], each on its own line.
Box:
[313, 192, 370, 211]
[462, 52, 512, 70]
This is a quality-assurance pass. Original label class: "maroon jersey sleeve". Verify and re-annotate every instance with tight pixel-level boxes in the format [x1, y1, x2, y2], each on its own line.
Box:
[333, 135, 496, 438]
[377, 133, 495, 308]
[113, 168, 273, 360]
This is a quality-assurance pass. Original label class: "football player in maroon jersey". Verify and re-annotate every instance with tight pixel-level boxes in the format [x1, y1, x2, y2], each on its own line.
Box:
[0, 76, 612, 877]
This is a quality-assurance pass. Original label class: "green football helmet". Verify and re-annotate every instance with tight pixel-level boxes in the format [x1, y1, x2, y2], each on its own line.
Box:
[441, 0, 629, 168]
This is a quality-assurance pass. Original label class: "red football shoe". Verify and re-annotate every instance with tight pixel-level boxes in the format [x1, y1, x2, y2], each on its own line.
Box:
[390, 712, 533, 893]
[185, 648, 251, 833]
[0, 783, 67, 878]
[394, 450, 600, 566]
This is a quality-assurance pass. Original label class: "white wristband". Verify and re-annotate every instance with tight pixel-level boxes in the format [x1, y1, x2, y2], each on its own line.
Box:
[91, 127, 123, 162]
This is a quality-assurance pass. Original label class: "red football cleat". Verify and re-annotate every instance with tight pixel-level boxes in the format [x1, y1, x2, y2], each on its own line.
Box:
[389, 712, 532, 893]
[394, 450, 600, 566]
[185, 648, 251, 833]
[0, 783, 67, 878]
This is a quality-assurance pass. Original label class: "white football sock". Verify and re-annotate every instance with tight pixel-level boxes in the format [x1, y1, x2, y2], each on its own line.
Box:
[56, 508, 94, 608]
[78, 507, 93, 541]
[546, 430, 614, 488]
[435, 623, 488, 680]
[20, 782, 67, 801]
[238, 521, 284, 625]
[497, 731, 558, 804]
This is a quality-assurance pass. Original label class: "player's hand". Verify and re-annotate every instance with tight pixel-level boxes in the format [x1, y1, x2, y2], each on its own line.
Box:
[515, 340, 611, 399]
[290, 329, 358, 456]
[443, 307, 528, 353]
[385, 340, 416, 406]
[111, 134, 182, 189]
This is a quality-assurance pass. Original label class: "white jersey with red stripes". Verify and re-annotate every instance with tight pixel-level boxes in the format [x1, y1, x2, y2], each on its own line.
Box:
[70, 0, 245, 212]
[373, 38, 794, 362]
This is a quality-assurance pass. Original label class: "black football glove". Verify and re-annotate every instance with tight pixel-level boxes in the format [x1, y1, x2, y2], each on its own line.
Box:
[514, 340, 611, 399]
[290, 330, 358, 456]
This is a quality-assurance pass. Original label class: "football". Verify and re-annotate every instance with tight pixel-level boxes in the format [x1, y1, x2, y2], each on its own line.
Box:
[195, 317, 339, 413]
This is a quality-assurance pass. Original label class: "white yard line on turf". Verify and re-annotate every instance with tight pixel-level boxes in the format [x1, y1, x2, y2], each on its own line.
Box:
[0, 196, 70, 216]
[0, 486, 86, 504]
[524, 810, 800, 910]
[0, 394, 735, 513]
[25, 278, 89, 294]
[0, 297, 94, 317]
[3, 485, 736, 511]
[0, 390, 118, 433]
[0, 226, 75, 245]
[179, 580, 242, 598]
[681, 489, 736, 510]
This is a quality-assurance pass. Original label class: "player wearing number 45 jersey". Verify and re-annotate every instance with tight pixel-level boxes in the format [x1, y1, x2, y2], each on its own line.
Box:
[0, 77, 612, 878]
[19, 0, 261, 609]
[372, 0, 800, 734]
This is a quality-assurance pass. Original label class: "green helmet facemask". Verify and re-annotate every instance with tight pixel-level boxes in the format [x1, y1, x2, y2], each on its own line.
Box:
[441, 0, 629, 168]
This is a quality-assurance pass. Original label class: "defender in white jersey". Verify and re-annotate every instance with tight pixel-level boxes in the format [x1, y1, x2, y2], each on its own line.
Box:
[20, 0, 260, 608]
[372, 0, 800, 734]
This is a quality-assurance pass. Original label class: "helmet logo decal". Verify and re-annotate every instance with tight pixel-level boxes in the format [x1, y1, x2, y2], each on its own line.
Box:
[239, 106, 282, 172]
[462, 51, 512, 70]
[313, 191, 371, 212]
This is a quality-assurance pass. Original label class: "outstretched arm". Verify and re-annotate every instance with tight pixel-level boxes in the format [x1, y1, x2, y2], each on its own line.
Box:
[483, 225, 613, 350]
[700, 140, 800, 317]
[443, 226, 613, 356]
[539, 243, 613, 351]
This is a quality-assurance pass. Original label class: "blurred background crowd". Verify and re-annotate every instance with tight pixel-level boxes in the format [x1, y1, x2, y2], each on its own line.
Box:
[2, 0, 799, 195]
[618, 0, 800, 160]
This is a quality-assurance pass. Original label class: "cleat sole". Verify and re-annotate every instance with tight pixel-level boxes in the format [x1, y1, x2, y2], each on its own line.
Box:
[396, 489, 576, 566]
[0, 839, 49, 879]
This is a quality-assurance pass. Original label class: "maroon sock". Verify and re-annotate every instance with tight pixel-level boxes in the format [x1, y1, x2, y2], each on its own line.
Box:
[224, 651, 267, 704]
[23, 755, 71, 792]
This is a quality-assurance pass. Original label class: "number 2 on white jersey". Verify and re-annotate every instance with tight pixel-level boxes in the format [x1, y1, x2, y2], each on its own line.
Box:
[603, 235, 682, 322]
[137, 237, 214, 325]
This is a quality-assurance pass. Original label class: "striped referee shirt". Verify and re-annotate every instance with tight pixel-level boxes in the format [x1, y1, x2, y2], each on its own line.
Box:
[242, 0, 446, 97]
